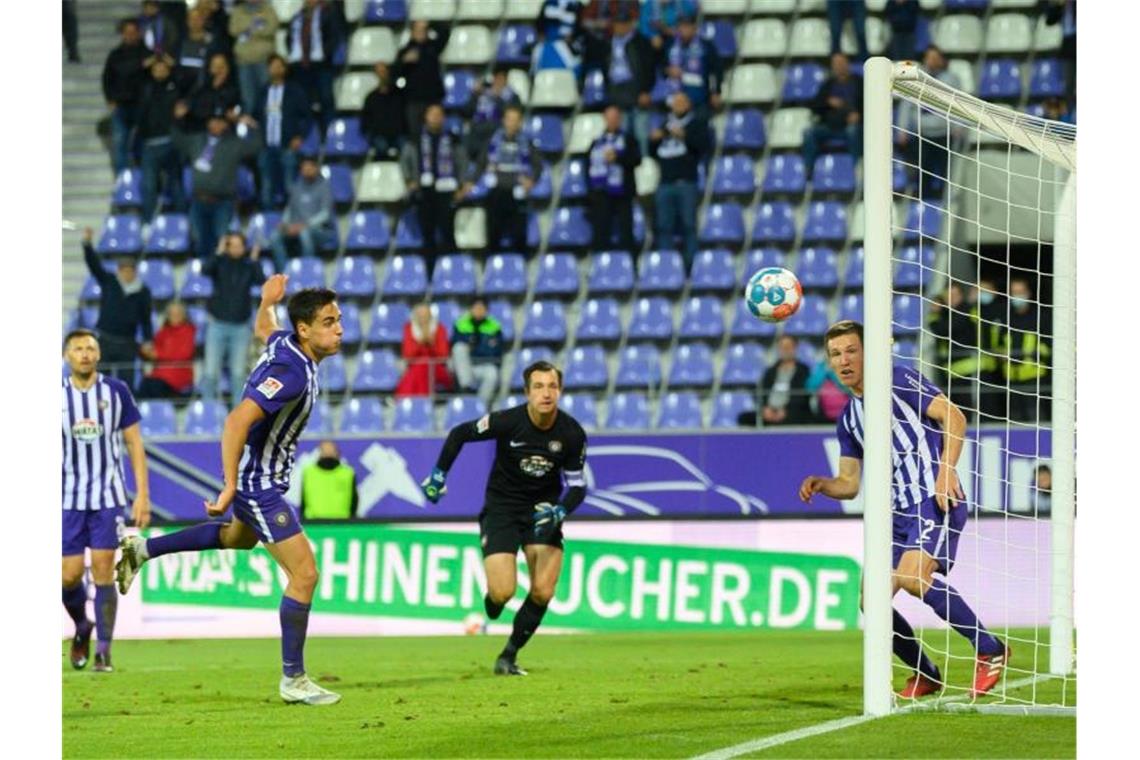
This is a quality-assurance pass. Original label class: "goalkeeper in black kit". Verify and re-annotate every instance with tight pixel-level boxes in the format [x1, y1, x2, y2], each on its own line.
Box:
[421, 361, 587, 675]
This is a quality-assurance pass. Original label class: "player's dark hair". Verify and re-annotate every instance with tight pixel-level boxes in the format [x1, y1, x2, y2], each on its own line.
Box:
[824, 320, 863, 353]
[523, 361, 563, 390]
[288, 288, 338, 333]
[63, 328, 98, 351]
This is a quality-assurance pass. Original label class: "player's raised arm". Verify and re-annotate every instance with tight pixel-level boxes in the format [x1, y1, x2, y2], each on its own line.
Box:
[924, 394, 968, 511]
[799, 456, 862, 503]
[206, 399, 266, 517]
[421, 412, 508, 503]
[254, 274, 288, 344]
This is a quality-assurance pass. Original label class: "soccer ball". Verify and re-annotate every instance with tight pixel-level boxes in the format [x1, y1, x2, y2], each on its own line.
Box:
[744, 267, 803, 323]
[463, 612, 487, 635]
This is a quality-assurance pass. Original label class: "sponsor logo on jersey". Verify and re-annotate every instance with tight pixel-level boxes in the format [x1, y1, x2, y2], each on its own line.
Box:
[257, 377, 284, 398]
[476, 414, 490, 433]
[72, 418, 103, 443]
[519, 455, 554, 478]
[548, 440, 562, 453]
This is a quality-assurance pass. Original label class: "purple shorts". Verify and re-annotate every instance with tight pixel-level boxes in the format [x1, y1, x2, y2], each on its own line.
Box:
[62, 508, 125, 556]
[233, 488, 303, 544]
[892, 497, 968, 573]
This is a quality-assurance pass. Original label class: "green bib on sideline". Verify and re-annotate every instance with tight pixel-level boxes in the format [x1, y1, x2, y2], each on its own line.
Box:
[302, 463, 355, 519]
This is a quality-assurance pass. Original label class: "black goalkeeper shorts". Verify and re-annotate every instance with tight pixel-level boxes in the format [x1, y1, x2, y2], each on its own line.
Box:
[478, 507, 564, 558]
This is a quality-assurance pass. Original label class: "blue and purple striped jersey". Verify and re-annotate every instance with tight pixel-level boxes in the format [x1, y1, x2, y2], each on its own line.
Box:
[835, 365, 947, 515]
[237, 330, 319, 493]
[61, 374, 141, 511]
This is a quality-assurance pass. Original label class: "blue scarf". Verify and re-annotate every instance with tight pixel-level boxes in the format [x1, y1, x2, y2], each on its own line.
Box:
[420, 129, 457, 191]
[485, 128, 534, 184]
[609, 32, 634, 85]
[474, 86, 517, 124]
[656, 111, 693, 160]
[668, 37, 707, 98]
[588, 131, 627, 195]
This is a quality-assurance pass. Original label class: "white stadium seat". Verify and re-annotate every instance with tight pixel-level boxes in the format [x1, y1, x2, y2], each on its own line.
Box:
[934, 15, 983, 55]
[751, 0, 796, 13]
[335, 72, 378, 111]
[348, 27, 397, 66]
[842, 17, 889, 57]
[726, 64, 779, 105]
[357, 162, 406, 203]
[454, 208, 487, 250]
[788, 18, 831, 58]
[456, 0, 504, 21]
[530, 69, 578, 109]
[701, 0, 747, 14]
[1034, 14, 1063, 52]
[508, 69, 530, 106]
[740, 19, 788, 60]
[768, 108, 812, 150]
[410, 0, 456, 21]
[635, 157, 660, 197]
[344, 0, 365, 23]
[441, 25, 494, 65]
[947, 59, 976, 95]
[273, 0, 303, 22]
[504, 0, 543, 21]
[567, 113, 605, 155]
[985, 13, 1033, 55]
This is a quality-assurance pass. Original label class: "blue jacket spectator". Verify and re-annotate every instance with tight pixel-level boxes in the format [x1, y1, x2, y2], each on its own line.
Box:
[254, 54, 312, 210]
[533, 0, 585, 75]
[639, 0, 697, 48]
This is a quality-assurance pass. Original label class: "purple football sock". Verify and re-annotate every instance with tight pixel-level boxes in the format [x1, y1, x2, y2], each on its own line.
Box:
[62, 582, 89, 628]
[893, 609, 941, 681]
[145, 522, 223, 559]
[922, 578, 1003, 656]
[280, 596, 311, 678]
[94, 584, 117, 656]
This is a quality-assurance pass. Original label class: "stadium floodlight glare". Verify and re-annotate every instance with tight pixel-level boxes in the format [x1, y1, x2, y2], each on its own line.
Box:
[863, 57, 1075, 717]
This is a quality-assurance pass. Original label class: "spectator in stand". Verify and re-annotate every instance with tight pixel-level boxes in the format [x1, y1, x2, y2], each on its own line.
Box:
[451, 298, 504, 408]
[805, 357, 852, 423]
[136, 301, 196, 399]
[197, 0, 232, 54]
[229, 0, 279, 117]
[884, 0, 920, 62]
[996, 277, 1052, 424]
[464, 64, 521, 166]
[140, 0, 179, 59]
[103, 18, 150, 174]
[138, 55, 186, 223]
[639, 0, 697, 54]
[897, 45, 959, 199]
[595, 6, 656, 157]
[803, 52, 863, 182]
[582, 0, 640, 39]
[650, 91, 708, 273]
[927, 282, 980, 420]
[173, 106, 263, 259]
[477, 104, 538, 254]
[394, 20, 450, 139]
[826, 0, 868, 61]
[269, 156, 335, 271]
[664, 12, 722, 119]
[361, 62, 406, 159]
[532, 0, 586, 76]
[759, 336, 813, 426]
[286, 0, 345, 130]
[186, 52, 241, 132]
[81, 228, 154, 384]
[396, 302, 453, 397]
[974, 276, 1006, 424]
[64, 0, 81, 63]
[587, 104, 641, 252]
[1035, 464, 1053, 513]
[1042, 96, 1074, 124]
[200, 233, 266, 399]
[176, 7, 220, 91]
[1043, 0, 1076, 109]
[301, 441, 359, 520]
[401, 104, 469, 278]
[254, 54, 311, 210]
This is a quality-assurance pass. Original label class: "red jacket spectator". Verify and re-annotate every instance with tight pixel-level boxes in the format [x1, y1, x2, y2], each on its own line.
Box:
[137, 304, 197, 398]
[395, 305, 453, 396]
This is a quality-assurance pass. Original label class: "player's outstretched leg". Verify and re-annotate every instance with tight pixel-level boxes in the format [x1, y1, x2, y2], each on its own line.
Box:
[893, 609, 942, 698]
[62, 579, 93, 670]
[921, 579, 1009, 698]
[116, 522, 233, 593]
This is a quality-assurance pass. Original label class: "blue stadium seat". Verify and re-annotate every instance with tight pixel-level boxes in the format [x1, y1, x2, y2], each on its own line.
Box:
[528, 114, 565, 155]
[582, 68, 606, 109]
[576, 298, 622, 343]
[496, 24, 535, 66]
[801, 201, 848, 243]
[333, 256, 378, 299]
[722, 109, 766, 152]
[845, 246, 865, 287]
[392, 397, 434, 433]
[338, 302, 363, 347]
[443, 396, 487, 429]
[627, 297, 674, 342]
[638, 250, 686, 292]
[979, 59, 1022, 101]
[383, 255, 428, 297]
[366, 301, 410, 345]
[901, 201, 943, 241]
[796, 247, 840, 290]
[443, 70, 477, 111]
[80, 269, 109, 301]
[510, 347, 554, 390]
[892, 294, 923, 334]
[944, 0, 989, 9]
[606, 392, 650, 430]
[893, 338, 919, 370]
[668, 342, 715, 387]
[183, 400, 226, 436]
[616, 343, 662, 389]
[534, 252, 579, 297]
[752, 201, 796, 245]
[345, 210, 391, 252]
[248, 259, 274, 298]
[488, 299, 515, 341]
[649, 74, 673, 107]
[319, 353, 348, 394]
[711, 154, 756, 196]
[527, 212, 543, 250]
[324, 117, 369, 159]
[762, 154, 806, 195]
[559, 159, 588, 201]
[364, 0, 408, 24]
[678, 296, 725, 341]
[744, 247, 787, 273]
[432, 253, 477, 296]
[690, 249, 736, 293]
[529, 163, 554, 202]
[730, 299, 778, 338]
[521, 300, 567, 344]
[548, 207, 592, 248]
[1030, 58, 1065, 99]
[712, 391, 757, 428]
[893, 160, 908, 193]
[138, 400, 177, 436]
[838, 293, 864, 322]
[112, 169, 142, 207]
[394, 209, 424, 250]
[783, 298, 830, 338]
[304, 400, 335, 437]
[560, 393, 598, 429]
[284, 258, 325, 294]
[339, 397, 385, 434]
[431, 300, 462, 333]
[353, 349, 401, 393]
[657, 392, 703, 430]
[236, 166, 257, 204]
[298, 123, 321, 157]
[721, 342, 767, 387]
[138, 259, 175, 300]
[187, 306, 208, 348]
[699, 202, 745, 247]
[894, 244, 937, 290]
[812, 154, 857, 194]
[482, 253, 527, 297]
[324, 163, 355, 205]
[703, 19, 737, 60]
[796, 341, 820, 368]
[499, 394, 525, 411]
[97, 214, 143, 255]
[565, 345, 609, 391]
[782, 62, 826, 104]
[245, 212, 282, 248]
[586, 250, 634, 295]
[144, 213, 191, 256]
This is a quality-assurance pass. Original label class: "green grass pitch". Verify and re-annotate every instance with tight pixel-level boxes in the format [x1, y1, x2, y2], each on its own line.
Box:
[63, 630, 1074, 758]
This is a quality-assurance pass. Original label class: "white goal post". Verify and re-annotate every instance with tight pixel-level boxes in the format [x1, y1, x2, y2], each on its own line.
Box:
[862, 57, 1076, 717]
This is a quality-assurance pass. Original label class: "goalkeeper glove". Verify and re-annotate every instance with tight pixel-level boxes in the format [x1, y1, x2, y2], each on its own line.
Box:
[420, 467, 448, 504]
[532, 502, 567, 540]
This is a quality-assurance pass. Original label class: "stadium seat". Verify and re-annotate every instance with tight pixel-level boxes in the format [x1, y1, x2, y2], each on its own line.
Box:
[678, 297, 725, 341]
[505, 0, 543, 21]
[187, 306, 208, 348]
[979, 59, 1022, 100]
[366, 301, 410, 345]
[352, 349, 400, 393]
[183, 400, 226, 436]
[711, 391, 757, 428]
[703, 0, 748, 12]
[796, 247, 840, 290]
[499, 394, 525, 411]
[893, 294, 924, 334]
[548, 207, 592, 248]
[527, 163, 553, 202]
[606, 392, 650, 430]
[247, 259, 275, 299]
[731, 305, 778, 339]
[283, 258, 324, 295]
[668, 342, 715, 388]
[318, 353, 348, 394]
[568, 113, 605, 155]
[576, 298, 622, 343]
[143, 213, 190, 256]
[564, 345, 609, 391]
[527, 114, 565, 155]
[96, 214, 142, 255]
[442, 25, 493, 66]
[410, 0, 455, 20]
[488, 300, 515, 342]
[297, 123, 321, 157]
[345, 210, 391, 252]
[391, 397, 434, 433]
[946, 59, 977, 96]
[482, 253, 527, 298]
[338, 302, 363, 347]
[726, 64, 778, 104]
[783, 298, 830, 337]
[781, 62, 825, 107]
[339, 397, 385, 434]
[454, 207, 487, 250]
[383, 255, 428, 297]
[934, 15, 983, 55]
[901, 200, 943, 241]
[431, 300, 462, 333]
[711, 154, 757, 197]
[721, 109, 766, 152]
[1033, 14, 1063, 52]
[363, 0, 408, 22]
[273, 1, 303, 21]
[761, 154, 806, 195]
[842, 16, 888, 57]
[443, 395, 487, 429]
[703, 19, 738, 61]
[740, 18, 788, 59]
[111, 169, 142, 207]
[796, 341, 820, 369]
[812, 154, 857, 194]
[442, 69, 477, 112]
[838, 293, 864, 323]
[521, 300, 567, 344]
[509, 347, 554, 390]
[721, 342, 767, 387]
[335, 72, 378, 111]
[559, 159, 588, 200]
[496, 24, 536, 67]
[986, 13, 1033, 54]
[304, 400, 335, 437]
[627, 297, 674, 342]
[1030, 58, 1065, 99]
[138, 400, 177, 436]
[768, 108, 812, 150]
[348, 27, 397, 66]
[333, 256, 377, 299]
[531, 69, 578, 109]
[244, 212, 281, 248]
[616, 344, 663, 389]
[689, 249, 736, 293]
[394, 209, 423, 250]
[324, 117, 369, 159]
[322, 163, 356, 206]
[581, 68, 606, 109]
[894, 244, 937, 290]
[587, 250, 634, 295]
[357, 162, 406, 203]
[744, 247, 788, 273]
[80, 269, 108, 301]
[635, 157, 660, 197]
[845, 246, 865, 287]
[560, 393, 598, 429]
[801, 201, 848, 243]
[178, 259, 213, 300]
[656, 392, 703, 430]
[637, 250, 686, 293]
[788, 17, 831, 58]
[431, 253, 477, 296]
[699, 202, 745, 247]
[893, 338, 920, 370]
[534, 253, 579, 298]
[752, 201, 797, 245]
[138, 259, 175, 300]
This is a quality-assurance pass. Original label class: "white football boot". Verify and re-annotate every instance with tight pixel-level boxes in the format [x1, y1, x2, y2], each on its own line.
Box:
[279, 674, 342, 705]
[115, 535, 149, 594]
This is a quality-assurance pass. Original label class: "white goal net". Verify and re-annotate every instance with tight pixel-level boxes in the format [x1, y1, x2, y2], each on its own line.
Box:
[862, 58, 1075, 716]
